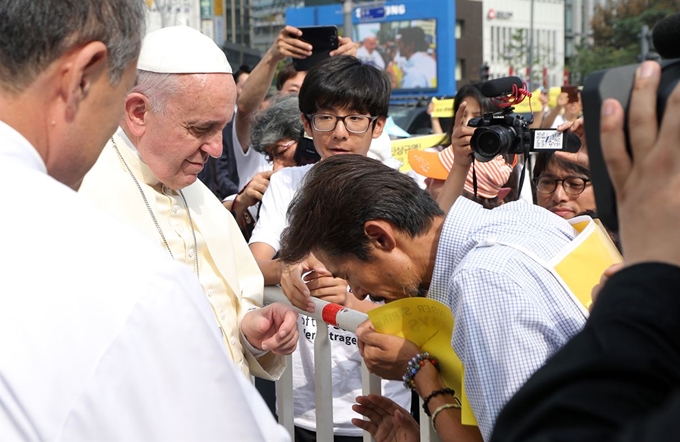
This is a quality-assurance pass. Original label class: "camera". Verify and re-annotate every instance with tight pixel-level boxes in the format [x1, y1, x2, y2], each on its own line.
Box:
[582, 58, 680, 232]
[468, 108, 532, 162]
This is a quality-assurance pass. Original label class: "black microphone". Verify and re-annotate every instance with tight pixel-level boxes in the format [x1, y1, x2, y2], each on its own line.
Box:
[652, 12, 680, 59]
[480, 76, 523, 98]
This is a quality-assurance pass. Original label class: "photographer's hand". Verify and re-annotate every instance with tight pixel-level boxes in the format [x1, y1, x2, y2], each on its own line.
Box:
[436, 101, 474, 213]
[600, 60, 680, 268]
[555, 118, 589, 169]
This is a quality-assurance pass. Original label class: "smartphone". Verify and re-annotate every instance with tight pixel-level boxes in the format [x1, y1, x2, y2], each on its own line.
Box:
[530, 129, 581, 152]
[293, 26, 339, 72]
[561, 85, 580, 103]
[293, 134, 321, 166]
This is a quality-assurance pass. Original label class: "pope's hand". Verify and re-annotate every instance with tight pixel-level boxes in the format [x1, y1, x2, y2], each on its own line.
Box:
[241, 303, 299, 355]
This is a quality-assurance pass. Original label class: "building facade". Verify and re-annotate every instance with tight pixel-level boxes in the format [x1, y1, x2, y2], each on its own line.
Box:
[483, 0, 565, 88]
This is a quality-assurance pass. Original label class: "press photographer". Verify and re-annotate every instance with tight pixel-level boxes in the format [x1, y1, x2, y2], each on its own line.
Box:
[491, 12, 680, 442]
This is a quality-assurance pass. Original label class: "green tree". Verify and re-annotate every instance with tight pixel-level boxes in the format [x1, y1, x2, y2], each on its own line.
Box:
[568, 0, 679, 82]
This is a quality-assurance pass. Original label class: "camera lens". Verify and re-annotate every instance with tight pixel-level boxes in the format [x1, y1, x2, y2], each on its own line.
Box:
[471, 126, 515, 161]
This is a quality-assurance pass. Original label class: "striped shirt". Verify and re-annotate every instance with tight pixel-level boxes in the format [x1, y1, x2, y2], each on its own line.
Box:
[429, 197, 587, 441]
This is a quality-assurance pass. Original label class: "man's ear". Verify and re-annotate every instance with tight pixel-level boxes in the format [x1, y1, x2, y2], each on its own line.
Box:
[301, 112, 312, 137]
[62, 41, 107, 121]
[371, 116, 386, 139]
[364, 220, 397, 251]
[124, 92, 151, 137]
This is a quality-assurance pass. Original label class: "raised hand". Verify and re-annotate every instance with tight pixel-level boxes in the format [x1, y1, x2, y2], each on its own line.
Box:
[600, 60, 680, 268]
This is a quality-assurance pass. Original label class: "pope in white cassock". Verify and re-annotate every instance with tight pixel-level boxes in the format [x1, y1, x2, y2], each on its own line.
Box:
[79, 25, 298, 380]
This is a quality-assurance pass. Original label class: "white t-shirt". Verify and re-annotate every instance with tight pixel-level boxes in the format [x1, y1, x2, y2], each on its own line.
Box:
[551, 113, 567, 129]
[0, 121, 289, 441]
[250, 164, 411, 436]
[402, 52, 437, 89]
[232, 114, 270, 192]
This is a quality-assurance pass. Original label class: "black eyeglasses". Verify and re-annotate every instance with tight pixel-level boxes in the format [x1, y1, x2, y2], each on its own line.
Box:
[305, 113, 378, 134]
[533, 176, 591, 195]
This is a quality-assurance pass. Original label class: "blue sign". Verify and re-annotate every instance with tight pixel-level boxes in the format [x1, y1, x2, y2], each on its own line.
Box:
[357, 6, 385, 20]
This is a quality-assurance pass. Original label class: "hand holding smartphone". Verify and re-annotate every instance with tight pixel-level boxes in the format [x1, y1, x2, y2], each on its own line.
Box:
[293, 26, 339, 72]
[561, 85, 580, 103]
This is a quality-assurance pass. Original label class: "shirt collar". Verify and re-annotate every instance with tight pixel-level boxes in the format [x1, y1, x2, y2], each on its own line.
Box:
[114, 127, 162, 189]
[0, 120, 47, 174]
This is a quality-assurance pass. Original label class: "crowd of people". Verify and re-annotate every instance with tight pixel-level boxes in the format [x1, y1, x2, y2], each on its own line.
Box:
[2, 1, 680, 441]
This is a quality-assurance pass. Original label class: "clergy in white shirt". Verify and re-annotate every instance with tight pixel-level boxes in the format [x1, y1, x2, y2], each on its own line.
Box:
[78, 25, 298, 381]
[0, 3, 289, 439]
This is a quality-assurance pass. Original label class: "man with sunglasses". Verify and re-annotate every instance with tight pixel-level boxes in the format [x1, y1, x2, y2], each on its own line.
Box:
[533, 151, 596, 219]
[249, 55, 411, 442]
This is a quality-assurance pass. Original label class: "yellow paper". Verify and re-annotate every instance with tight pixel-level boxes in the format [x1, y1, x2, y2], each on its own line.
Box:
[431, 98, 455, 118]
[552, 216, 623, 309]
[368, 298, 478, 426]
[391, 134, 448, 173]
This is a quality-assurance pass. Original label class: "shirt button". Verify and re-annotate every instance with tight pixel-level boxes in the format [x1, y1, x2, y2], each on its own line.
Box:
[220, 314, 226, 320]
[238, 362, 244, 371]
[188, 248, 194, 259]
[230, 337, 236, 346]
[172, 205, 180, 214]
[207, 289, 214, 297]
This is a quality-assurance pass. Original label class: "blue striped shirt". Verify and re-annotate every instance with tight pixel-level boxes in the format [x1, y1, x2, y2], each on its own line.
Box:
[429, 197, 587, 441]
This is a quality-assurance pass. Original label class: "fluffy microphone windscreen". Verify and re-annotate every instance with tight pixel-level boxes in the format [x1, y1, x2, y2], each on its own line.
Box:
[480, 76, 524, 97]
[653, 13, 680, 59]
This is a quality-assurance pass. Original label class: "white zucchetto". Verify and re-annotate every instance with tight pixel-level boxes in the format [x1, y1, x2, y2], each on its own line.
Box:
[137, 25, 233, 74]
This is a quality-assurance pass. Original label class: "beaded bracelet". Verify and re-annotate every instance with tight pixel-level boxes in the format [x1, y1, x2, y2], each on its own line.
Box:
[422, 387, 456, 417]
[402, 352, 439, 389]
[431, 401, 462, 432]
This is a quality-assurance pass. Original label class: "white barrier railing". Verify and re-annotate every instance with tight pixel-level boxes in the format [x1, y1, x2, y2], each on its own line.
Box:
[263, 286, 440, 442]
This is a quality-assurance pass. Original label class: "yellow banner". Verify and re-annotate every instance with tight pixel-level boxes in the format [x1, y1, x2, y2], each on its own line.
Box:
[214, 0, 223, 16]
[368, 298, 478, 427]
[512, 88, 543, 114]
[431, 98, 455, 118]
[392, 134, 447, 173]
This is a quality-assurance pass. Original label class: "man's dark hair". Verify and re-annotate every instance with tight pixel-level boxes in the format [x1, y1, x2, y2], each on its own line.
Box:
[533, 151, 589, 178]
[0, 0, 145, 93]
[398, 27, 429, 52]
[298, 55, 391, 118]
[279, 155, 444, 264]
[234, 64, 252, 83]
[276, 61, 298, 91]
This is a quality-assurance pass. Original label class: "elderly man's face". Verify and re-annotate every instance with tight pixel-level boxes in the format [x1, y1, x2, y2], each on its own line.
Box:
[314, 249, 428, 304]
[138, 73, 235, 190]
[364, 36, 378, 52]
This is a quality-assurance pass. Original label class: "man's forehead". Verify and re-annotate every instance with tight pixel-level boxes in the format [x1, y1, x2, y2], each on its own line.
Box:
[543, 165, 588, 179]
[316, 105, 365, 116]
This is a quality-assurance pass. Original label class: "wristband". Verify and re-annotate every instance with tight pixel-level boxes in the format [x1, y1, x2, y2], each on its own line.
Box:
[402, 352, 439, 389]
[422, 387, 456, 417]
[431, 401, 462, 432]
